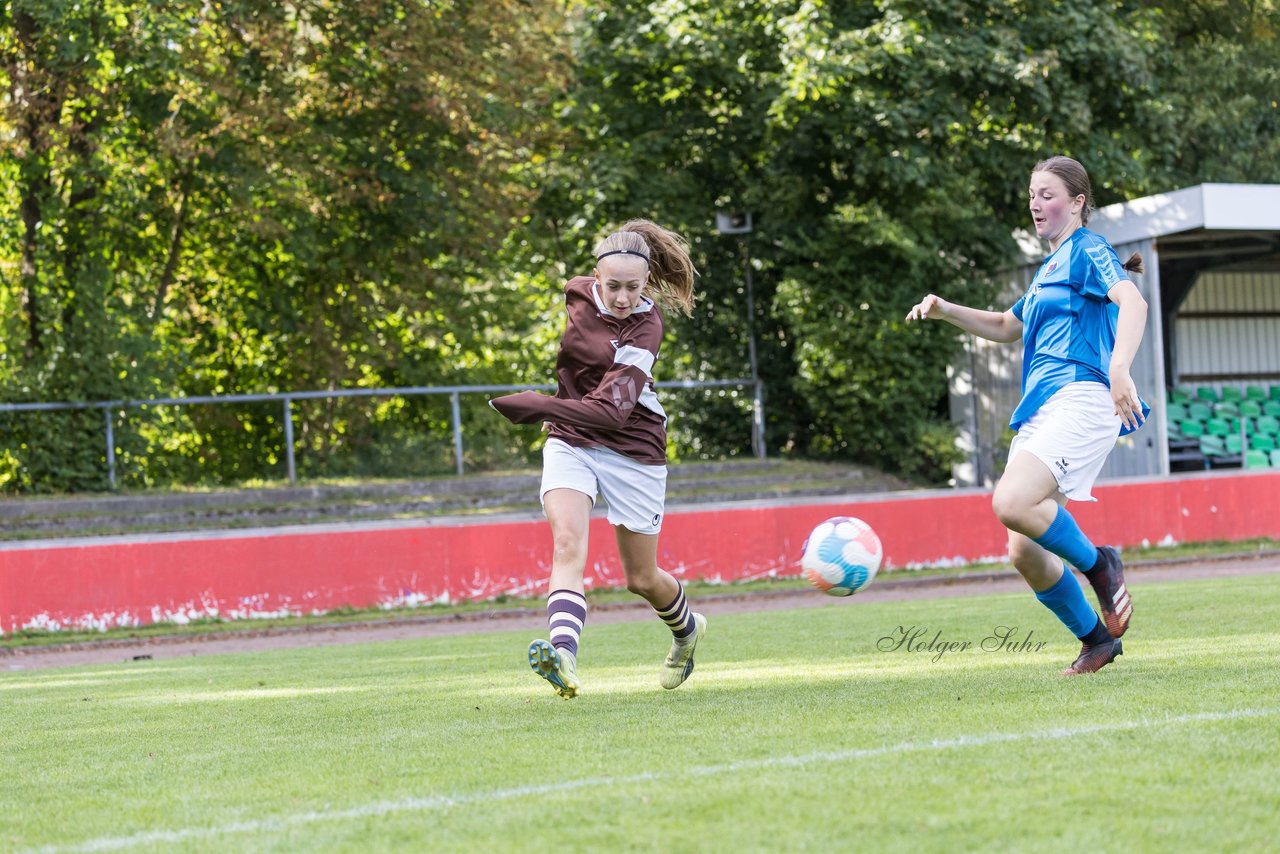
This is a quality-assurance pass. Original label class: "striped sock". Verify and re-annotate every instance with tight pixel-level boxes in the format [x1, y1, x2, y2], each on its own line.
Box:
[655, 583, 695, 640]
[547, 589, 586, 658]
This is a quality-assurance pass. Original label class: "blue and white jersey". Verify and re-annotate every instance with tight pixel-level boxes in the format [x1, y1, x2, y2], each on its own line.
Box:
[1009, 228, 1144, 434]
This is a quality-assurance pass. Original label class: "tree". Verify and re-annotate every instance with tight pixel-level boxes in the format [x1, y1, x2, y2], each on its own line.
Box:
[1, 0, 573, 490]
[539, 0, 1174, 479]
[1140, 0, 1280, 185]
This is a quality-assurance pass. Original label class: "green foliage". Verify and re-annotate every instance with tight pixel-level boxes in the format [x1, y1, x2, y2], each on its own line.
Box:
[1140, 0, 1280, 185]
[0, 445, 25, 491]
[775, 201, 977, 479]
[1, 0, 1277, 491]
[538, 0, 1175, 480]
[1, 0, 571, 489]
[536, 0, 1276, 482]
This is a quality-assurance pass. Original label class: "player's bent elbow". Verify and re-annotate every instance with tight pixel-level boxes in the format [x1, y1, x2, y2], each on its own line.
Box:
[593, 408, 631, 431]
[554, 403, 629, 432]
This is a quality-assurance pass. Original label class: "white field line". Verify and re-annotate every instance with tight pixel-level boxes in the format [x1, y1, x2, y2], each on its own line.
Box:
[33, 707, 1279, 853]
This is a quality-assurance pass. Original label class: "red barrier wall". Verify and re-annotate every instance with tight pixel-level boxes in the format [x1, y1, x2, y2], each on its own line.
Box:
[2, 470, 1277, 634]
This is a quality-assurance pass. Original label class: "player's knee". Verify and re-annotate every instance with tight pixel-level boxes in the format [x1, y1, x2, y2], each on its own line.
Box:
[991, 490, 1019, 529]
[551, 535, 587, 566]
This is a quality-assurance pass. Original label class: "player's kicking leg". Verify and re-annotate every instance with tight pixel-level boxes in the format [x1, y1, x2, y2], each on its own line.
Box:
[658, 601, 707, 689]
[615, 525, 707, 690]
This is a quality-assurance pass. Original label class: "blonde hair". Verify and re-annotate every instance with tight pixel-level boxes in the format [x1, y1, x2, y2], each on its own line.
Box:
[593, 219, 697, 316]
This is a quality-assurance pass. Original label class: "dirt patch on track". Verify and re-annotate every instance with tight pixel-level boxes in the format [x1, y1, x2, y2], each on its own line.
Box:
[5, 553, 1278, 672]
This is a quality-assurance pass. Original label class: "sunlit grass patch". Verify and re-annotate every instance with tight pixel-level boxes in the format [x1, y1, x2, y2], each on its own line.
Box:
[3, 574, 1279, 852]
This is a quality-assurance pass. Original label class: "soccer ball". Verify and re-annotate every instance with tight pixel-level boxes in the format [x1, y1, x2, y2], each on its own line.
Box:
[800, 516, 883, 597]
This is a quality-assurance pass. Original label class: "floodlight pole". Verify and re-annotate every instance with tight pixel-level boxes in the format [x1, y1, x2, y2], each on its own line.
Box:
[741, 239, 766, 460]
[742, 239, 759, 387]
[715, 210, 765, 460]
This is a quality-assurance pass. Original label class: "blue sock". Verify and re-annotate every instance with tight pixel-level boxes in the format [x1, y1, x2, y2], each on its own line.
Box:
[1035, 568, 1102, 639]
[1033, 504, 1099, 571]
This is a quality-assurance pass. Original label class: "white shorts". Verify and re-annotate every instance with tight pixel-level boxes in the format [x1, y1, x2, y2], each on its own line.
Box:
[540, 438, 667, 534]
[1008, 382, 1121, 502]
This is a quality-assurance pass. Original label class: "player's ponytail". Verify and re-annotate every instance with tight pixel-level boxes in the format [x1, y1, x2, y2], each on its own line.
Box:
[594, 219, 697, 317]
[1123, 253, 1144, 275]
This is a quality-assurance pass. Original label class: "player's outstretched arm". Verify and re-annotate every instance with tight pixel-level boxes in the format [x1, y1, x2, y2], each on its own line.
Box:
[906, 294, 1022, 343]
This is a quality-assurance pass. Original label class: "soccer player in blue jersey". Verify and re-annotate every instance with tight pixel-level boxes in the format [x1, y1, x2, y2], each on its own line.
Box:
[906, 156, 1147, 675]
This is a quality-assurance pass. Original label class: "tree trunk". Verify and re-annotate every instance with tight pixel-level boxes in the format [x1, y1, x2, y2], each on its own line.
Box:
[152, 182, 190, 320]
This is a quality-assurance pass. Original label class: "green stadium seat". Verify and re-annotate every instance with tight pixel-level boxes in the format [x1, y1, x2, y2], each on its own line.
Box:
[1240, 400, 1263, 419]
[1256, 415, 1280, 436]
[1206, 417, 1231, 437]
[1196, 386, 1220, 403]
[1169, 387, 1193, 404]
[1271, 450, 1280, 468]
[1226, 433, 1243, 454]
[1214, 401, 1240, 419]
[1246, 385, 1267, 401]
[1180, 419, 1206, 439]
[1166, 402, 1188, 423]
[1201, 434, 1243, 468]
[1264, 401, 1280, 418]
[1188, 401, 1213, 421]
[1229, 417, 1255, 436]
[1251, 434, 1277, 453]
[1245, 449, 1270, 469]
[1221, 386, 1244, 402]
[1270, 385, 1280, 402]
[1199, 435, 1226, 456]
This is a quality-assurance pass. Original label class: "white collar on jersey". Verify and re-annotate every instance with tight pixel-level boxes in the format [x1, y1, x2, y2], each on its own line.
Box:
[591, 279, 654, 316]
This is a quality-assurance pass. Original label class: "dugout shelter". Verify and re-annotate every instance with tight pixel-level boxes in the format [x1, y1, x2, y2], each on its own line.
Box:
[950, 183, 1280, 487]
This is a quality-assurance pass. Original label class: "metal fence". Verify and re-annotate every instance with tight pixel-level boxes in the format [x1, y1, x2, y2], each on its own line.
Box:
[0, 379, 765, 487]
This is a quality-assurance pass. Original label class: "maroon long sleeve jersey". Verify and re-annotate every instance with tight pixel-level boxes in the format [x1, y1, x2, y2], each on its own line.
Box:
[490, 276, 668, 465]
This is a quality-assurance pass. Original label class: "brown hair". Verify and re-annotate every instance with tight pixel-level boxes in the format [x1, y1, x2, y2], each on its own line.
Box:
[1033, 155, 1144, 275]
[593, 219, 697, 316]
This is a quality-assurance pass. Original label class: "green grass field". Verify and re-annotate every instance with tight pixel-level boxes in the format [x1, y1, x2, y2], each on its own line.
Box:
[4, 573, 1279, 852]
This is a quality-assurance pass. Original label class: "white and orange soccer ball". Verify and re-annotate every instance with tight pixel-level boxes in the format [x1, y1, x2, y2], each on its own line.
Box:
[800, 516, 883, 597]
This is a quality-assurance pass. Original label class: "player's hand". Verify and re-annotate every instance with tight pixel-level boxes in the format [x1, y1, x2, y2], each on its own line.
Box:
[1110, 368, 1145, 431]
[906, 294, 947, 322]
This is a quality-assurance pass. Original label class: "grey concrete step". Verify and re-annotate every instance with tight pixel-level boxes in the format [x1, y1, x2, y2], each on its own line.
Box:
[0, 459, 910, 540]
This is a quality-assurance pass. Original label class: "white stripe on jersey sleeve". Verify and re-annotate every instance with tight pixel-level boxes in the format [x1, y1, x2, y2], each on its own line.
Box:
[1085, 244, 1122, 288]
[638, 386, 667, 422]
[614, 344, 656, 376]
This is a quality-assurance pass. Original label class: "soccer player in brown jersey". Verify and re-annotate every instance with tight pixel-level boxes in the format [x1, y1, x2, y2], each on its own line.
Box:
[490, 219, 704, 699]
